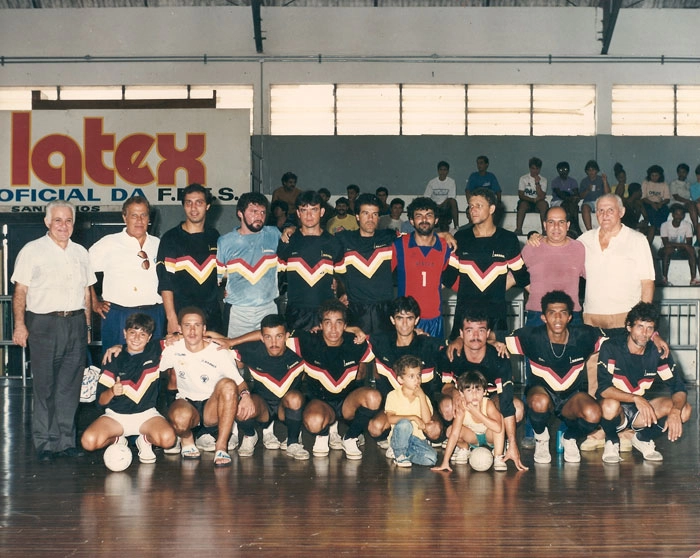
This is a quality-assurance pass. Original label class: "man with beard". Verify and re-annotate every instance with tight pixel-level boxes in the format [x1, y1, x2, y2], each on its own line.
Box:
[217, 192, 282, 339]
[326, 197, 359, 235]
[392, 197, 452, 339]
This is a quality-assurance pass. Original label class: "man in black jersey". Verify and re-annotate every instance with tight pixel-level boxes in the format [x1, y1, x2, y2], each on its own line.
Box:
[156, 183, 222, 335]
[440, 310, 526, 471]
[366, 296, 444, 451]
[597, 302, 691, 463]
[230, 314, 308, 460]
[335, 193, 398, 336]
[277, 191, 344, 332]
[505, 291, 604, 465]
[444, 187, 529, 340]
[297, 299, 380, 460]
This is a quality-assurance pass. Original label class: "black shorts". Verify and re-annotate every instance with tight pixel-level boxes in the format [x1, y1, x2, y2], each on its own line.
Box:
[185, 397, 209, 428]
[286, 306, 319, 333]
[620, 402, 642, 432]
[348, 300, 392, 336]
[525, 386, 577, 418]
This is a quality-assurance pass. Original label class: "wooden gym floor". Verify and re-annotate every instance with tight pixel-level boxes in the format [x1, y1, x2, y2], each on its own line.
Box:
[0, 383, 698, 557]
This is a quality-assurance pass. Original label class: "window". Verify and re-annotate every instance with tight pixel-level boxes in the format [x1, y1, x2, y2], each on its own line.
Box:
[676, 86, 700, 137]
[270, 84, 334, 136]
[467, 85, 531, 136]
[612, 85, 674, 136]
[336, 85, 400, 135]
[191, 85, 254, 133]
[401, 85, 465, 135]
[532, 86, 595, 136]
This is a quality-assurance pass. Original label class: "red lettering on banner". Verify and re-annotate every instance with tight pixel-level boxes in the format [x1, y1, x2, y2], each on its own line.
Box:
[10, 112, 207, 187]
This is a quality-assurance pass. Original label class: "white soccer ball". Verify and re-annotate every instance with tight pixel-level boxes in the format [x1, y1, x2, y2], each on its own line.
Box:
[469, 447, 494, 472]
[103, 443, 133, 472]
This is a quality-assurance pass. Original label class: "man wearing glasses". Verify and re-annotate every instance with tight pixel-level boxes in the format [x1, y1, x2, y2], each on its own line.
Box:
[89, 196, 164, 355]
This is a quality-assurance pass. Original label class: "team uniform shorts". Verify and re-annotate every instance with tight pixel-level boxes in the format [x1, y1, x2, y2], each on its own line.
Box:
[525, 385, 578, 418]
[104, 408, 163, 437]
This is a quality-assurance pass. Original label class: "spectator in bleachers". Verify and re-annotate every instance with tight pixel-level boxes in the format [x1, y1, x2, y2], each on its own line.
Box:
[642, 164, 671, 243]
[378, 197, 407, 232]
[465, 155, 504, 226]
[425, 160, 460, 230]
[272, 171, 302, 214]
[621, 183, 649, 234]
[268, 199, 289, 232]
[327, 197, 359, 235]
[659, 205, 699, 286]
[579, 160, 610, 231]
[613, 162, 629, 199]
[669, 163, 698, 239]
[375, 186, 391, 216]
[514, 157, 548, 235]
[346, 184, 360, 214]
[550, 161, 582, 237]
[689, 164, 700, 227]
[317, 188, 336, 229]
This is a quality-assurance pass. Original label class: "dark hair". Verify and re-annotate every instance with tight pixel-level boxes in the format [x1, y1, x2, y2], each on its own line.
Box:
[346, 184, 360, 195]
[318, 187, 331, 198]
[556, 161, 570, 171]
[391, 296, 421, 319]
[456, 370, 488, 392]
[177, 306, 207, 326]
[270, 199, 289, 215]
[626, 302, 659, 329]
[461, 310, 491, 329]
[477, 155, 489, 165]
[124, 312, 155, 335]
[437, 161, 450, 170]
[646, 165, 665, 182]
[394, 354, 423, 378]
[695, 164, 700, 175]
[357, 193, 381, 212]
[614, 162, 626, 179]
[237, 192, 269, 215]
[628, 182, 642, 196]
[541, 290, 574, 315]
[528, 157, 542, 169]
[296, 190, 323, 208]
[389, 197, 405, 208]
[677, 163, 690, 173]
[260, 314, 287, 331]
[469, 187, 497, 207]
[281, 172, 297, 184]
[375, 187, 388, 196]
[181, 183, 213, 206]
[670, 204, 686, 216]
[585, 160, 600, 172]
[335, 197, 350, 206]
[406, 196, 438, 220]
[318, 298, 347, 322]
[122, 195, 151, 216]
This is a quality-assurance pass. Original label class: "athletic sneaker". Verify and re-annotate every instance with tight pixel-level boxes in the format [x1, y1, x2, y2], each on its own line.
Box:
[394, 455, 412, 468]
[114, 436, 128, 446]
[580, 437, 605, 451]
[493, 454, 507, 472]
[385, 446, 395, 459]
[286, 443, 310, 461]
[377, 439, 390, 450]
[313, 435, 330, 457]
[238, 432, 258, 458]
[620, 437, 633, 452]
[329, 422, 343, 450]
[561, 436, 581, 463]
[280, 434, 301, 451]
[631, 434, 663, 461]
[136, 434, 156, 464]
[263, 430, 281, 450]
[195, 433, 216, 452]
[342, 437, 363, 460]
[602, 440, 622, 463]
[164, 436, 181, 455]
[450, 446, 470, 464]
[534, 430, 552, 464]
[441, 439, 448, 449]
[228, 430, 239, 452]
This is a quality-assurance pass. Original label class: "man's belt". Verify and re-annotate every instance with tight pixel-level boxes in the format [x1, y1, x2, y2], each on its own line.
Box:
[46, 310, 83, 317]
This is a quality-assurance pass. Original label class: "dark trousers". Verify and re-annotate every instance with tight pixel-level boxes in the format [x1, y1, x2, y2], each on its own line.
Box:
[26, 312, 87, 452]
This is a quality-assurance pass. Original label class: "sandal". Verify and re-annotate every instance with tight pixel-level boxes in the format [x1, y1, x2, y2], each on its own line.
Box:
[214, 450, 232, 468]
[181, 444, 201, 460]
[690, 279, 700, 286]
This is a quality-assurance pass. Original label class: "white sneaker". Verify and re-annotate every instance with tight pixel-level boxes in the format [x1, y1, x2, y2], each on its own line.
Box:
[493, 454, 507, 472]
[341, 437, 363, 460]
[228, 426, 239, 451]
[135, 434, 156, 464]
[163, 436, 181, 455]
[394, 455, 412, 468]
[631, 434, 663, 461]
[534, 430, 552, 464]
[562, 436, 581, 463]
[195, 433, 216, 452]
[385, 446, 395, 459]
[238, 432, 258, 458]
[329, 422, 343, 450]
[377, 438, 390, 450]
[313, 435, 330, 457]
[357, 433, 366, 446]
[286, 443, 310, 460]
[114, 436, 128, 447]
[450, 446, 470, 464]
[280, 433, 301, 451]
[602, 440, 622, 463]
[263, 430, 281, 450]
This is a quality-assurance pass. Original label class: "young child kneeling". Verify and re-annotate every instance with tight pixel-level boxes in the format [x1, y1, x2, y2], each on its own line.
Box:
[385, 355, 438, 468]
[432, 370, 505, 472]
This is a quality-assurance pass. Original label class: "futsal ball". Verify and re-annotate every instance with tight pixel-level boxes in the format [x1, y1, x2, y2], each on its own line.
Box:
[103, 443, 133, 472]
[469, 447, 494, 472]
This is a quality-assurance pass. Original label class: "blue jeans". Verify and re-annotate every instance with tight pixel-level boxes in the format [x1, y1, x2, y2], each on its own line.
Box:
[390, 419, 438, 466]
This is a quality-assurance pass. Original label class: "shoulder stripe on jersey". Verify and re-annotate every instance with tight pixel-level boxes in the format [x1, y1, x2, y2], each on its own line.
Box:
[305, 362, 358, 393]
[335, 247, 393, 277]
[529, 361, 585, 392]
[284, 258, 335, 287]
[98, 365, 160, 405]
[219, 254, 280, 284]
[164, 255, 217, 285]
[249, 361, 305, 399]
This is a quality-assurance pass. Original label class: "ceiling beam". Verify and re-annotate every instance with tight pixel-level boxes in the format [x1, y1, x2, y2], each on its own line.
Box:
[600, 0, 623, 55]
[252, 0, 264, 54]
